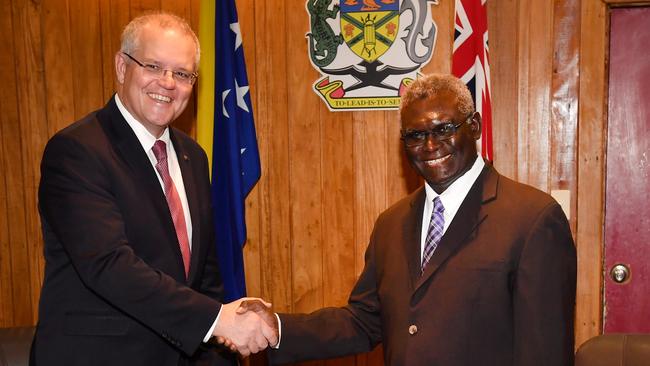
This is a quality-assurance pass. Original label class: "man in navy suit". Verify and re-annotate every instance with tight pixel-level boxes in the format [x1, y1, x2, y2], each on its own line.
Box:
[31, 12, 276, 366]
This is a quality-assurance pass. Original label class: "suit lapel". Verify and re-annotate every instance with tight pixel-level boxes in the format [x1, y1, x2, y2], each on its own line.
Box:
[413, 165, 498, 292]
[404, 188, 426, 288]
[97, 97, 187, 279]
[170, 131, 202, 281]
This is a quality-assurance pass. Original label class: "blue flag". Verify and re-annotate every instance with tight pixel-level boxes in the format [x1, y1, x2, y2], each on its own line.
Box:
[213, 0, 260, 302]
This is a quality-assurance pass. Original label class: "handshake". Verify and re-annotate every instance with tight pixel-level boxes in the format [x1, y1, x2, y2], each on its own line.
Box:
[212, 298, 279, 356]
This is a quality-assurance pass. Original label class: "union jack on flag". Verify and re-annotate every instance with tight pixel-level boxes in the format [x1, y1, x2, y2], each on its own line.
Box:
[452, 0, 493, 161]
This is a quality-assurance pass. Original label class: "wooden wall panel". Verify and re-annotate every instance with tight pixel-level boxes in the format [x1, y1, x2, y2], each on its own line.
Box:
[238, 0, 263, 303]
[516, 0, 554, 190]
[576, 0, 608, 349]
[0, 0, 616, 362]
[551, 0, 579, 232]
[42, 0, 75, 135]
[255, 0, 294, 315]
[0, 125, 11, 326]
[0, 0, 24, 326]
[11, 0, 48, 325]
[322, 110, 357, 366]
[286, 3, 323, 315]
[2, 0, 47, 327]
[352, 110, 388, 366]
[488, 0, 518, 178]
[99, 0, 127, 103]
[69, 0, 105, 117]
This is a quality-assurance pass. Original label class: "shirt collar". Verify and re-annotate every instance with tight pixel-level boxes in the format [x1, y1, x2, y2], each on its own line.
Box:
[114, 94, 171, 152]
[424, 155, 485, 212]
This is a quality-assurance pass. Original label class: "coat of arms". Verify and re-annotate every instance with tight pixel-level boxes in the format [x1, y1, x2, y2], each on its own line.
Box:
[306, 0, 438, 111]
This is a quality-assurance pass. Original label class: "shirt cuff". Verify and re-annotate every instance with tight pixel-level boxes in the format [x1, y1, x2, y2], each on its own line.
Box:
[203, 308, 221, 343]
[272, 313, 282, 349]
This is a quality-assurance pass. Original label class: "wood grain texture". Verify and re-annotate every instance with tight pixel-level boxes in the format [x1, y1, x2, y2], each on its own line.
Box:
[256, 0, 294, 315]
[99, 0, 129, 102]
[425, 0, 452, 75]
[322, 110, 357, 366]
[42, 0, 75, 135]
[131, 0, 161, 16]
[550, 0, 579, 233]
[12, 0, 48, 325]
[0, 0, 20, 326]
[0, 0, 611, 363]
[69, 0, 104, 117]
[285, 0, 324, 328]
[488, 0, 518, 177]
[575, 0, 608, 349]
[6, 0, 48, 327]
[351, 110, 388, 366]
[517, 0, 554, 191]
[238, 0, 263, 301]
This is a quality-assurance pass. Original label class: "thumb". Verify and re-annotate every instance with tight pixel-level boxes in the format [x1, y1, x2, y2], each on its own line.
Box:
[237, 299, 269, 314]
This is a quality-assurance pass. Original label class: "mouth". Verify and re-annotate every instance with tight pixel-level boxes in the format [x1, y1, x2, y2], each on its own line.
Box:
[148, 93, 172, 103]
[422, 153, 451, 167]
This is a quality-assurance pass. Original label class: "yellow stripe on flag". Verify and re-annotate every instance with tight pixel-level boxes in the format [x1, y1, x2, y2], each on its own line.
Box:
[197, 0, 215, 178]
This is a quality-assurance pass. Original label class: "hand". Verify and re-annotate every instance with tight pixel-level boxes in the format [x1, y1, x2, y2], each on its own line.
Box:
[237, 299, 279, 346]
[212, 297, 277, 357]
[216, 299, 279, 353]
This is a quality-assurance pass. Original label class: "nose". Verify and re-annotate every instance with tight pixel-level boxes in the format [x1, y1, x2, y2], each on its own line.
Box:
[422, 133, 440, 150]
[158, 70, 176, 89]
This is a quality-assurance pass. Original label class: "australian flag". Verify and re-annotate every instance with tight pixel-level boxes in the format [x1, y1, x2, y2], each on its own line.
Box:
[452, 0, 493, 161]
[213, 0, 261, 302]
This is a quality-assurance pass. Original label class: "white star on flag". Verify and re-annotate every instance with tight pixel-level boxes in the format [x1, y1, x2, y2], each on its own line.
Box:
[235, 79, 250, 113]
[222, 89, 231, 118]
[230, 22, 242, 50]
[221, 79, 250, 117]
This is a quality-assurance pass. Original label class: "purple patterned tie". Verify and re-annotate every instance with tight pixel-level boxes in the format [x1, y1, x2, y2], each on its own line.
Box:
[422, 196, 445, 273]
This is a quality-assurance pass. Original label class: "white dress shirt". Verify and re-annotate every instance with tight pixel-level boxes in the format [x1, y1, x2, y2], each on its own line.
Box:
[115, 94, 220, 341]
[420, 156, 485, 263]
[115, 94, 193, 247]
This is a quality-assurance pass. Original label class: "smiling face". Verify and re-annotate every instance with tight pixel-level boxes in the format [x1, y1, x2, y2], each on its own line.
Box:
[115, 23, 196, 137]
[400, 91, 481, 193]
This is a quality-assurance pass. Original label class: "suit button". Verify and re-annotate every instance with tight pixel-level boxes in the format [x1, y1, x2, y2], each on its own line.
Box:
[408, 325, 418, 335]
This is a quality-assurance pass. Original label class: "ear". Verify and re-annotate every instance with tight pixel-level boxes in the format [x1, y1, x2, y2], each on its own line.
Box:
[115, 52, 127, 84]
[469, 111, 482, 140]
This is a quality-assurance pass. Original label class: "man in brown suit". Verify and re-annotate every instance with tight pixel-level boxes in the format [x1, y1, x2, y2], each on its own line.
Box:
[241, 73, 577, 365]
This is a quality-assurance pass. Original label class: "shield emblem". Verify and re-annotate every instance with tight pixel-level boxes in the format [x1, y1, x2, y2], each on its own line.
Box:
[340, 0, 400, 63]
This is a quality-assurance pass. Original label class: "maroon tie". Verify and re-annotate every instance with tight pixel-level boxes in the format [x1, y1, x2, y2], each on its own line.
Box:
[152, 140, 191, 277]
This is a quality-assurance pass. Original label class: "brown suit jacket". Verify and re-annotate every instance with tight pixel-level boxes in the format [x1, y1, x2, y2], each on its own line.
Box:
[270, 165, 576, 366]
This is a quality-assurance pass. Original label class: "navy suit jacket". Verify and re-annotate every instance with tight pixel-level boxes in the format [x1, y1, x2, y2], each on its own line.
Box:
[270, 165, 577, 366]
[32, 97, 234, 365]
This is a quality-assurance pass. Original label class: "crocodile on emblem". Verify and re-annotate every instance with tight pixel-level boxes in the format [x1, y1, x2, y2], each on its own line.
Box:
[307, 0, 344, 68]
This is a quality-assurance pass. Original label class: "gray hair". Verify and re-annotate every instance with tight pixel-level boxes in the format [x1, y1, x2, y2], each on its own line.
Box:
[120, 12, 200, 69]
[400, 73, 475, 116]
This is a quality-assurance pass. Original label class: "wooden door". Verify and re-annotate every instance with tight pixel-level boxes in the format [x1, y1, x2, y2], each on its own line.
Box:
[603, 6, 650, 332]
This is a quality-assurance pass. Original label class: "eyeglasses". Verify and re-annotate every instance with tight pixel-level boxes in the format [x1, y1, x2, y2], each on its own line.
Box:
[122, 52, 198, 85]
[400, 114, 473, 147]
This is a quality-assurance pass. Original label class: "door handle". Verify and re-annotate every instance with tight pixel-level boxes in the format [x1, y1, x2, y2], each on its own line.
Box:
[610, 264, 631, 284]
